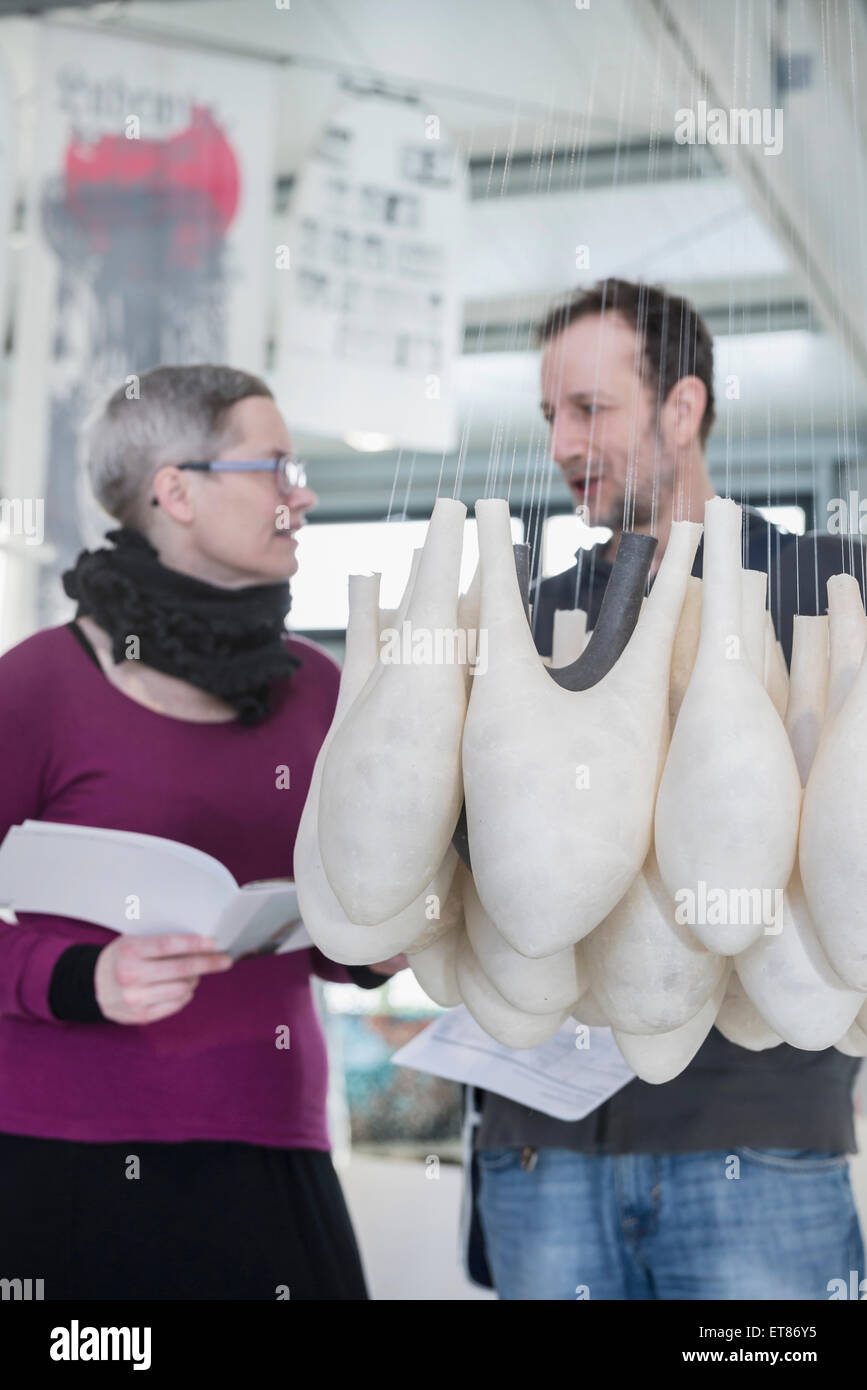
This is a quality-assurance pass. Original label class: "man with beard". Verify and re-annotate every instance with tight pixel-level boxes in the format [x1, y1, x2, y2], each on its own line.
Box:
[466, 277, 866, 1301]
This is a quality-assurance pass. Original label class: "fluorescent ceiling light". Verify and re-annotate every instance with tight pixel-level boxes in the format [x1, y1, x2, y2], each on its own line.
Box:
[344, 431, 396, 453]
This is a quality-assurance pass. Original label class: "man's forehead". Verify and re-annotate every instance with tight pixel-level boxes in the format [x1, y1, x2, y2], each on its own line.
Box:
[541, 313, 640, 388]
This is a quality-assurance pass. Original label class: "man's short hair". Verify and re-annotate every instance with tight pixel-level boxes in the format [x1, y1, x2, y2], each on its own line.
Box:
[85, 364, 274, 528]
[536, 277, 716, 447]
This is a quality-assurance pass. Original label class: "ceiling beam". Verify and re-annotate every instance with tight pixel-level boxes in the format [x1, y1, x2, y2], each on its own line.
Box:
[626, 0, 867, 393]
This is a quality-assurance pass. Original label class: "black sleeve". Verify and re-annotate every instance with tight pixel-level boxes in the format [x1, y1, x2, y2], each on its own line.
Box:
[344, 964, 391, 990]
[48, 944, 109, 1023]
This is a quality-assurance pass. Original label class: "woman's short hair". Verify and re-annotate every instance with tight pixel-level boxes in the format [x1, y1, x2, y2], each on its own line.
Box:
[85, 364, 274, 527]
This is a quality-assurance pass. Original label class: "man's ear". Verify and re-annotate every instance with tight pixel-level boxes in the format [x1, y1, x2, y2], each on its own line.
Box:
[665, 376, 707, 448]
[151, 465, 196, 523]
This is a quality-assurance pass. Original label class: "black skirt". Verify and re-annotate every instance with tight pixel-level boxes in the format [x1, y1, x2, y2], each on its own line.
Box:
[0, 1131, 369, 1300]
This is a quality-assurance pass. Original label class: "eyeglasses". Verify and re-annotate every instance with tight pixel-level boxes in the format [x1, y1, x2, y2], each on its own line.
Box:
[149, 456, 307, 506]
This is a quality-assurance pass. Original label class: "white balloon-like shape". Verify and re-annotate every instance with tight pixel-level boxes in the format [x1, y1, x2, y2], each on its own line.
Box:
[455, 933, 574, 1049]
[800, 579, 867, 989]
[319, 498, 468, 923]
[835, 1004, 867, 1056]
[551, 608, 588, 667]
[736, 864, 863, 1049]
[714, 969, 783, 1051]
[462, 868, 587, 1014]
[408, 927, 462, 1008]
[737, 611, 862, 1050]
[296, 572, 459, 966]
[584, 843, 726, 1035]
[763, 613, 789, 719]
[823, 574, 867, 729]
[571, 985, 611, 1027]
[407, 861, 465, 1007]
[463, 500, 701, 957]
[784, 615, 828, 786]
[613, 969, 730, 1083]
[669, 575, 702, 729]
[655, 498, 802, 955]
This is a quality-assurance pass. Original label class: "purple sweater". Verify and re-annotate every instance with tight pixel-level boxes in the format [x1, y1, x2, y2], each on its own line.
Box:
[0, 623, 356, 1149]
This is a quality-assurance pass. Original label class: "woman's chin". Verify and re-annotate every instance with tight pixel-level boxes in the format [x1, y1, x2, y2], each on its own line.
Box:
[206, 538, 298, 586]
[261, 537, 299, 580]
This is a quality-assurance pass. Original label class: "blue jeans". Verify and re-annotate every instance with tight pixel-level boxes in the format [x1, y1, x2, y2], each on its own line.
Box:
[477, 1147, 865, 1300]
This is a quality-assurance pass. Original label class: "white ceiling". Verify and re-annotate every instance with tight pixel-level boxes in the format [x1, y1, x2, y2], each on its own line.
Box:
[2, 0, 866, 475]
[61, 0, 679, 165]
[461, 176, 790, 306]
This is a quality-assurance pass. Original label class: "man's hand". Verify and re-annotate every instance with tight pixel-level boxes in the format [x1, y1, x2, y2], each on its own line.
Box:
[95, 933, 233, 1024]
[365, 953, 409, 977]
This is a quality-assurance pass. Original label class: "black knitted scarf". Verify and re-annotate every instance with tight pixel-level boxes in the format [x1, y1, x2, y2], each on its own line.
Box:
[62, 528, 301, 725]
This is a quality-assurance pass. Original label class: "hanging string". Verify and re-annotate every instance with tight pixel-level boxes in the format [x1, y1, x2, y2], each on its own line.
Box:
[519, 56, 600, 600]
[398, 452, 417, 523]
[842, 0, 867, 601]
[385, 449, 405, 524]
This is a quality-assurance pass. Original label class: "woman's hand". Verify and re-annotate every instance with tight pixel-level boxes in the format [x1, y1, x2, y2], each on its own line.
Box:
[94, 933, 234, 1024]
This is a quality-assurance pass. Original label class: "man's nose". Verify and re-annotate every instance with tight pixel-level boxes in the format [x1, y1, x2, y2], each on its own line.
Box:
[550, 417, 590, 471]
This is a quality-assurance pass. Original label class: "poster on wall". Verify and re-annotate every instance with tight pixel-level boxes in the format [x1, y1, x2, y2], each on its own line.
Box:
[8, 24, 274, 628]
[275, 92, 467, 454]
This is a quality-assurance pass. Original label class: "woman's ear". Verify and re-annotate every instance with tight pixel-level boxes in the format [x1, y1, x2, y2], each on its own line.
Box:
[151, 465, 196, 523]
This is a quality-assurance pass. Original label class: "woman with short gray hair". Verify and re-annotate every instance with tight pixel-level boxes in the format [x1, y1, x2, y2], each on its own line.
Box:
[0, 364, 401, 1299]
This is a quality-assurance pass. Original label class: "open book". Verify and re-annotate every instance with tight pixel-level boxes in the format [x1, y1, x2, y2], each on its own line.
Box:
[0, 821, 312, 961]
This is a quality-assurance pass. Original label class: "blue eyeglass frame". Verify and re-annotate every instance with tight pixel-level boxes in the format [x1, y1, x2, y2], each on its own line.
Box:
[149, 456, 307, 506]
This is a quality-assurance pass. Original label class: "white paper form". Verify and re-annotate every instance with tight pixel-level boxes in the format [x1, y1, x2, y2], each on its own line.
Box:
[391, 1006, 635, 1122]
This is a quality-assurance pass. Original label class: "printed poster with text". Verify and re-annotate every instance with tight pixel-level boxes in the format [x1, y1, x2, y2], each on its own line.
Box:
[276, 94, 467, 454]
[9, 25, 275, 626]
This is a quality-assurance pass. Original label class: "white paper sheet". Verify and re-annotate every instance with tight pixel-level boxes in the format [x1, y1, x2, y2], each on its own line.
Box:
[391, 1006, 635, 1122]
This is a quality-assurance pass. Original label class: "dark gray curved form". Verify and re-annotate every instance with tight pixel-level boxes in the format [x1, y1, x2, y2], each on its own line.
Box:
[547, 532, 657, 690]
[453, 533, 657, 868]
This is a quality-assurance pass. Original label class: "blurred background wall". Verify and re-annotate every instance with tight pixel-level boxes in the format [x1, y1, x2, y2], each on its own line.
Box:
[3, 0, 867, 658]
[2, 0, 867, 1297]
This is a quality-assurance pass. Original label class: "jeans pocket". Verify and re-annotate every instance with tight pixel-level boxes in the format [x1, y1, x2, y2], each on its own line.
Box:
[737, 1146, 847, 1173]
[477, 1147, 522, 1172]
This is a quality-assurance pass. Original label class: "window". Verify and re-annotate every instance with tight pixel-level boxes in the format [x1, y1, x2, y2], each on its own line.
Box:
[290, 515, 524, 631]
[542, 512, 611, 576]
[753, 503, 807, 535]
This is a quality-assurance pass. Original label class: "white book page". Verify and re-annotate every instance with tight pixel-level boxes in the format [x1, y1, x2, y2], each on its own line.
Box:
[18, 820, 237, 881]
[0, 822, 314, 957]
[0, 821, 236, 935]
[391, 1006, 635, 1122]
[216, 882, 310, 958]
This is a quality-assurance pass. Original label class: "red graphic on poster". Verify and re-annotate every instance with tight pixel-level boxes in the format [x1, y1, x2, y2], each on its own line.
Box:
[39, 101, 244, 626]
[60, 106, 240, 267]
